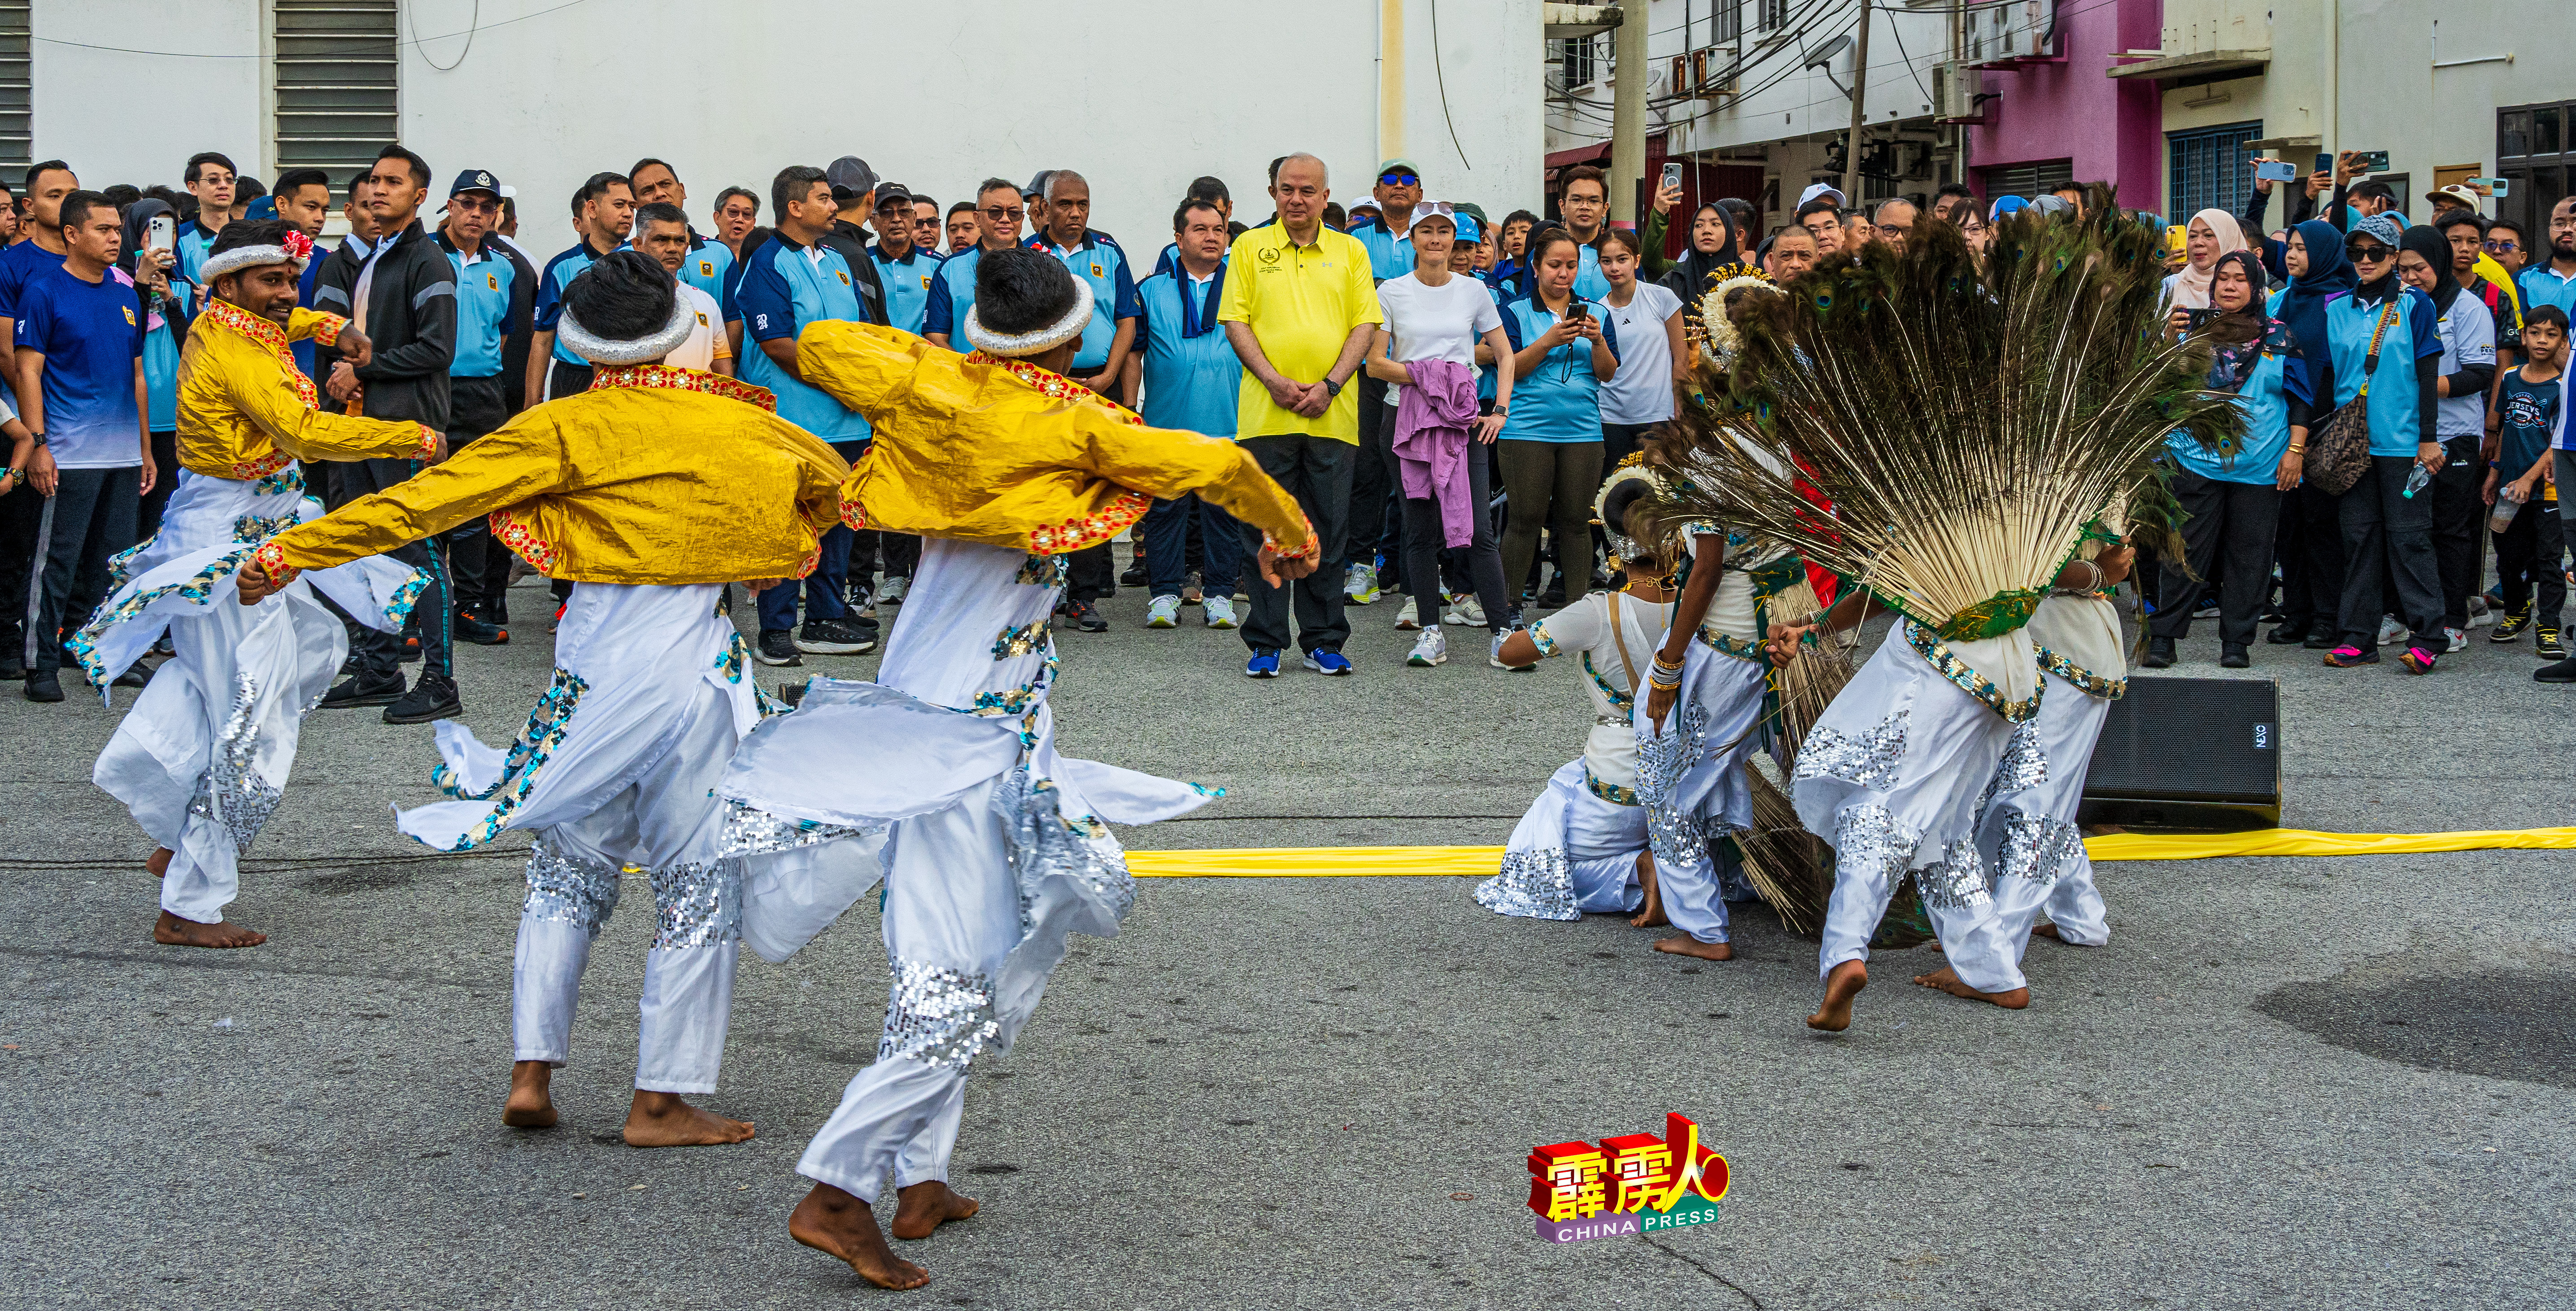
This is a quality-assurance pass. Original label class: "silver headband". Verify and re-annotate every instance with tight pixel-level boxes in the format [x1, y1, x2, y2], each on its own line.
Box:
[558, 294, 697, 366]
[961, 277, 1095, 357]
[198, 246, 305, 283]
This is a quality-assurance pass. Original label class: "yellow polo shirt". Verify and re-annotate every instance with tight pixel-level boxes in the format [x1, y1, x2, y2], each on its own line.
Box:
[1217, 223, 1382, 442]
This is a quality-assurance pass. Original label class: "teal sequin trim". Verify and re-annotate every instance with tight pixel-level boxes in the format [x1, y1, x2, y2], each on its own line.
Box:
[431, 666, 587, 812]
[1903, 620, 2044, 723]
[1696, 628, 1765, 663]
[233, 511, 302, 544]
[253, 466, 305, 497]
[1014, 553, 1068, 587]
[2036, 643, 2126, 700]
[1582, 766, 1642, 807]
[1580, 652, 1632, 712]
[714, 632, 748, 684]
[991, 619, 1050, 660]
[1529, 623, 1560, 657]
[69, 543, 259, 693]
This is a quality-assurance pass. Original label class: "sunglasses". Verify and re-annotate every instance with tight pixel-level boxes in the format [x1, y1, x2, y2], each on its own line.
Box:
[2348, 244, 2392, 261]
[1378, 172, 1419, 187]
[2486, 239, 2522, 252]
[981, 205, 1024, 222]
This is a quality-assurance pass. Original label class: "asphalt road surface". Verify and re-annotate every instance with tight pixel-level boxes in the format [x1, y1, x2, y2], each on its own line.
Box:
[6, 566, 2571, 1309]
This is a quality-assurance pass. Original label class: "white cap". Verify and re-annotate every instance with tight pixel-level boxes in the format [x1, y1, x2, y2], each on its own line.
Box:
[1797, 182, 1846, 209]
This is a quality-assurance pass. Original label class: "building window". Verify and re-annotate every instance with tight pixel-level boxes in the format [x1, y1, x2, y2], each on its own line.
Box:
[2499, 103, 2575, 240]
[1980, 158, 2074, 203]
[2167, 121, 2261, 226]
[1758, 0, 1788, 30]
[1554, 36, 1599, 91]
[0, 2, 27, 174]
[275, 0, 399, 200]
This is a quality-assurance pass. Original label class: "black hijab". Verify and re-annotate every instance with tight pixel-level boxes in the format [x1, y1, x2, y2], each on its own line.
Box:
[1660, 203, 1741, 302]
[2203, 250, 2274, 393]
[2400, 223, 2460, 316]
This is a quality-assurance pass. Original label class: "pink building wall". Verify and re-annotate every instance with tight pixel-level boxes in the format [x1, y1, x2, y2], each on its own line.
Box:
[1967, 0, 2165, 210]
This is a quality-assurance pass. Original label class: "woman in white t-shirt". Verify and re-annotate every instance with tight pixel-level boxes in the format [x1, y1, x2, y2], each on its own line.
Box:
[1594, 229, 1686, 470]
[1366, 204, 1517, 669]
[1474, 497, 1678, 924]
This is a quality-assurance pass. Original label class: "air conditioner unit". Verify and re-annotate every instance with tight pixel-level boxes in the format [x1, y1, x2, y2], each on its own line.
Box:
[1963, 0, 2057, 67]
[1931, 61, 1984, 122]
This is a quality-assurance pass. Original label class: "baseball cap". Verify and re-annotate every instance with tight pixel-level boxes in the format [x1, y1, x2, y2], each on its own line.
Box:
[826, 156, 879, 202]
[1404, 200, 1460, 236]
[1024, 170, 1055, 202]
[2426, 183, 2484, 212]
[1989, 195, 2031, 222]
[873, 183, 917, 210]
[1376, 157, 1423, 180]
[1797, 182, 1846, 209]
[244, 196, 279, 222]
[448, 167, 502, 198]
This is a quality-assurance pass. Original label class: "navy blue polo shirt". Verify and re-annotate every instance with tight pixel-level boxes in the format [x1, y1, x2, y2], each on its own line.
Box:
[1029, 230, 1140, 373]
[293, 254, 326, 380]
[0, 236, 67, 318]
[13, 261, 145, 468]
[869, 241, 941, 335]
[534, 236, 621, 365]
[440, 231, 517, 379]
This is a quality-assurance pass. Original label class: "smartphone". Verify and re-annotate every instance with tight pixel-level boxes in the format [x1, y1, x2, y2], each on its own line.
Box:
[146, 213, 174, 255]
[1565, 300, 1591, 321]
[2356, 150, 2390, 173]
[2473, 177, 2513, 196]
[2184, 308, 2215, 331]
[2314, 153, 2334, 175]
[1661, 161, 1683, 193]
[2254, 159, 2298, 183]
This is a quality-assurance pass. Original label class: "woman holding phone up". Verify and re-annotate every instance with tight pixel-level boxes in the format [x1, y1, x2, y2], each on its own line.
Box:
[1495, 227, 1618, 620]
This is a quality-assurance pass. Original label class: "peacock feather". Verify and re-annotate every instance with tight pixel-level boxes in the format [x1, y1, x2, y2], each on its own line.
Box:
[1651, 191, 2237, 640]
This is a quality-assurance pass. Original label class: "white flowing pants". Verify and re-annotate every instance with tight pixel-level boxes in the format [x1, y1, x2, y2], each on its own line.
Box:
[1977, 668, 2113, 956]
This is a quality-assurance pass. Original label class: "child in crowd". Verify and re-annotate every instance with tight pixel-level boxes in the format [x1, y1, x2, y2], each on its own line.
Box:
[2488, 304, 2566, 661]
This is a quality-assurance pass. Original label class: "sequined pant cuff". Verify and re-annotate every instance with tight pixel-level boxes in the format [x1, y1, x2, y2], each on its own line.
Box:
[879, 956, 1001, 1069]
[521, 837, 622, 938]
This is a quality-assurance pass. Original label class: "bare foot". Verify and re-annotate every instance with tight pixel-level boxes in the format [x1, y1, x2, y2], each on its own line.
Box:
[146, 847, 173, 877]
[1808, 959, 1867, 1032]
[791, 1182, 931, 1290]
[1627, 852, 1666, 928]
[153, 910, 264, 949]
[1653, 936, 1735, 961]
[1910, 964, 2031, 1010]
[2031, 922, 2063, 941]
[504, 1060, 558, 1128]
[889, 1179, 980, 1240]
[623, 1090, 755, 1147]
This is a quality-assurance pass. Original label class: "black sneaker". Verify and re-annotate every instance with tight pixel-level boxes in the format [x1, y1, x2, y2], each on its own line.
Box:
[1120, 560, 1148, 587]
[1068, 599, 1109, 632]
[2493, 604, 2534, 642]
[796, 617, 878, 655]
[2301, 629, 2336, 650]
[2537, 655, 2576, 683]
[2265, 622, 2308, 645]
[1539, 586, 1567, 610]
[2219, 643, 2250, 669]
[2142, 636, 2177, 668]
[0, 650, 22, 680]
[383, 672, 462, 724]
[112, 663, 152, 689]
[319, 671, 406, 707]
[454, 609, 509, 646]
[754, 629, 802, 666]
[23, 668, 62, 702]
[2540, 626, 2567, 661]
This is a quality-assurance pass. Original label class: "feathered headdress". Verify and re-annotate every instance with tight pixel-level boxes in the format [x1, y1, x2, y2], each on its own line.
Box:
[1652, 193, 2235, 643]
[1689, 264, 1779, 368]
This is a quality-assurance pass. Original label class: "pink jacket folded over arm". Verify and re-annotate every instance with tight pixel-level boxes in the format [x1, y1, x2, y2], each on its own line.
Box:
[1389, 357, 1482, 549]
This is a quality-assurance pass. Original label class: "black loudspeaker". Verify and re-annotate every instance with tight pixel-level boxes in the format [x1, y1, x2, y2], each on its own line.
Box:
[2077, 676, 2281, 830]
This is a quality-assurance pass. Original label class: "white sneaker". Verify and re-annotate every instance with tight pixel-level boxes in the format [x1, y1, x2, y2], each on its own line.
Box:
[2467, 595, 2497, 628]
[2376, 614, 2406, 645]
[1203, 595, 1238, 629]
[879, 575, 910, 605]
[1490, 628, 1536, 671]
[1344, 562, 1381, 605]
[2444, 626, 2467, 653]
[1407, 625, 1448, 666]
[1146, 595, 1181, 629]
[1442, 594, 1485, 627]
[1395, 597, 1420, 630]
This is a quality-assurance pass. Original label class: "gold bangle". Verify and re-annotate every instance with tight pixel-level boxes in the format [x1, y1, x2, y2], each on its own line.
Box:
[2286, 444, 2306, 453]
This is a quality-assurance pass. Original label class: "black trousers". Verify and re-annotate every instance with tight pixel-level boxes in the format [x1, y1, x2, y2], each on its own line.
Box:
[2336, 455, 2445, 650]
[545, 359, 594, 402]
[332, 456, 451, 679]
[1350, 373, 1403, 576]
[23, 466, 138, 673]
[2278, 482, 2343, 632]
[2492, 484, 2567, 625]
[0, 475, 43, 659]
[139, 430, 179, 540]
[1237, 434, 1351, 654]
[1401, 440, 1510, 634]
[2150, 471, 2281, 648]
[441, 374, 511, 614]
[2428, 436, 2484, 629]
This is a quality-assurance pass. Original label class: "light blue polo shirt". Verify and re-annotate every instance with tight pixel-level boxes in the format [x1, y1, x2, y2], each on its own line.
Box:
[174, 218, 221, 292]
[2517, 263, 2576, 322]
[1030, 231, 1140, 373]
[1496, 293, 1621, 443]
[680, 231, 736, 323]
[140, 275, 188, 432]
[1572, 243, 1609, 300]
[440, 233, 516, 379]
[534, 237, 620, 366]
[2324, 287, 2445, 456]
[869, 241, 942, 335]
[2171, 318, 2309, 486]
[736, 232, 873, 444]
[1134, 261, 1236, 436]
[1349, 216, 1417, 282]
[922, 245, 984, 348]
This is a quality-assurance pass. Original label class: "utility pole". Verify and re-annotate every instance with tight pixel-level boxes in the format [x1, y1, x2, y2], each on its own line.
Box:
[1610, 5, 1648, 224]
[1841, 0, 1873, 209]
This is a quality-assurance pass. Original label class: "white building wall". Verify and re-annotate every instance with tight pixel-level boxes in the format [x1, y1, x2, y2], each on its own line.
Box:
[26, 0, 1543, 260]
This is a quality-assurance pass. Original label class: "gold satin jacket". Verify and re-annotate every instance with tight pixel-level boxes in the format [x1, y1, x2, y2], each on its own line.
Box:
[178, 299, 435, 479]
[258, 366, 851, 583]
[793, 321, 1313, 555]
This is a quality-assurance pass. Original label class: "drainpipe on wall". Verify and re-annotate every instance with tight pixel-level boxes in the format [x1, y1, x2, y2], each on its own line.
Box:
[1611, 1, 1647, 223]
[1381, 0, 1406, 167]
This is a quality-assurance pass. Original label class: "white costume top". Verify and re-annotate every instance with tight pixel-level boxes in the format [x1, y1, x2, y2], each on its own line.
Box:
[1529, 589, 1674, 794]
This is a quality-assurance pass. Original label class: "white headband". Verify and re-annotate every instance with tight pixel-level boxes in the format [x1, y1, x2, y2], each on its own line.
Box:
[962, 277, 1094, 357]
[558, 293, 697, 366]
[198, 246, 305, 283]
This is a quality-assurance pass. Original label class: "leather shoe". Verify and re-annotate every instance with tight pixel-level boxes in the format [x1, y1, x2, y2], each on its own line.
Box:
[2265, 623, 2308, 645]
[2536, 657, 2576, 684]
[2302, 630, 2336, 650]
[2141, 636, 2177, 669]
[2219, 643, 2250, 669]
[23, 668, 63, 701]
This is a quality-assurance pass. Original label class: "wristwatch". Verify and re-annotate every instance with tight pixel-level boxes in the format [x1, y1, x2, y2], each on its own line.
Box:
[25, 430, 44, 447]
[1323, 376, 1344, 398]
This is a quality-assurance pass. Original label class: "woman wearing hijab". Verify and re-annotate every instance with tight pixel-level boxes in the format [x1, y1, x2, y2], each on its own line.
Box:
[1657, 202, 1741, 305]
[2311, 214, 2448, 673]
[2161, 208, 2250, 327]
[122, 197, 196, 541]
[2266, 218, 2360, 649]
[2397, 222, 2500, 645]
[2146, 250, 2315, 669]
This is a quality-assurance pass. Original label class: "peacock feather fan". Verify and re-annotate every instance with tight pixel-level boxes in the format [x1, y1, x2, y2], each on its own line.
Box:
[1652, 195, 2237, 641]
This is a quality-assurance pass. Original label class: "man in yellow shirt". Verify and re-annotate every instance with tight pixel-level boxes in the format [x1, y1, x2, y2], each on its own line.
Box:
[1219, 152, 1382, 676]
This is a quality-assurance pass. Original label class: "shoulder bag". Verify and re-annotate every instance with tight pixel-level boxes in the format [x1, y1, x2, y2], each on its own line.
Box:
[2307, 296, 2397, 497]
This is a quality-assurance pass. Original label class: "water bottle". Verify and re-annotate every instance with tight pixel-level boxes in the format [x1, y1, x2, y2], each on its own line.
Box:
[2490, 481, 2528, 533]
[2401, 462, 2433, 498]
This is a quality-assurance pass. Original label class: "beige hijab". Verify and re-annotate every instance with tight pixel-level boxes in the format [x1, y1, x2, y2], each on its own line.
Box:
[2167, 208, 2249, 310]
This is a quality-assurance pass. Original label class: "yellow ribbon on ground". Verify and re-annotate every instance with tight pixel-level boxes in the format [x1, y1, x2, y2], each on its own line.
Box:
[1124, 828, 2576, 879]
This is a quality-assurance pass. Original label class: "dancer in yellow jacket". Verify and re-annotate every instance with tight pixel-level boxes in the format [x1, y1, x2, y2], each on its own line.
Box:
[712, 248, 1314, 1290]
[239, 252, 850, 1147]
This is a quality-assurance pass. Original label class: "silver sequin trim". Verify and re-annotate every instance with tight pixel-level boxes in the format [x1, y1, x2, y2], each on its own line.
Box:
[1830, 803, 1922, 889]
[521, 837, 622, 937]
[878, 955, 1001, 1069]
[995, 767, 1136, 938]
[1993, 718, 2049, 792]
[1474, 848, 1579, 920]
[1912, 838, 1994, 910]
[1992, 813, 2083, 888]
[185, 670, 286, 854]
[716, 799, 872, 857]
[649, 860, 743, 949]
[1636, 698, 1714, 874]
[1795, 708, 1909, 789]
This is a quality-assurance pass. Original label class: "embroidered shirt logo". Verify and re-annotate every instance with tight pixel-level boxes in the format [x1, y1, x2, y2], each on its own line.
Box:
[486, 274, 499, 291]
[123, 305, 137, 325]
[699, 260, 714, 276]
[836, 270, 850, 285]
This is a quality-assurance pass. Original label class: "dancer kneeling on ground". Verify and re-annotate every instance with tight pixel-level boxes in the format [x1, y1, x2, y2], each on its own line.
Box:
[238, 250, 852, 1146]
[78, 218, 438, 950]
[707, 247, 1317, 1291]
[1475, 491, 1676, 923]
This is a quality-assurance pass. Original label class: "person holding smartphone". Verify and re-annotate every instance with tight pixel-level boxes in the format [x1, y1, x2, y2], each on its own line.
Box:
[2162, 209, 2251, 331]
[1495, 227, 1617, 617]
